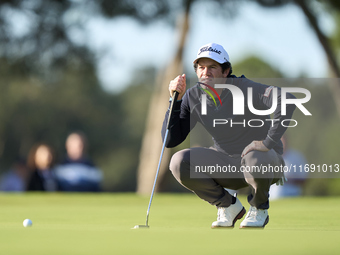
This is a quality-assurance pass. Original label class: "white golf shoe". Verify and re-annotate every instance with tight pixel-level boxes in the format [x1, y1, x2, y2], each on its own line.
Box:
[211, 197, 246, 228]
[240, 206, 269, 228]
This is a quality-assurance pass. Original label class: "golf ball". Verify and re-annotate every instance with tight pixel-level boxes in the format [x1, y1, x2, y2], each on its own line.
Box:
[23, 219, 32, 227]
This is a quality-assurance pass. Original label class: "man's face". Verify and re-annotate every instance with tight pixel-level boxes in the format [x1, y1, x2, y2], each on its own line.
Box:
[66, 134, 84, 161]
[196, 58, 229, 86]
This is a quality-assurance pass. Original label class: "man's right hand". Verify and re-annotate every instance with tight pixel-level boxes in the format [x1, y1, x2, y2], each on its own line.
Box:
[169, 74, 186, 100]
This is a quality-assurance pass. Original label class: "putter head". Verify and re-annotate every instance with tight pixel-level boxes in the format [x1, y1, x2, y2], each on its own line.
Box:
[132, 225, 149, 229]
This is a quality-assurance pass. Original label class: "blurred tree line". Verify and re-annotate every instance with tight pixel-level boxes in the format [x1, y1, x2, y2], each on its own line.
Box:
[0, 0, 339, 194]
[0, 55, 155, 191]
[0, 0, 161, 191]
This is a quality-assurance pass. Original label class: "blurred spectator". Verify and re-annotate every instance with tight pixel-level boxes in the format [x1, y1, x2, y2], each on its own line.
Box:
[26, 143, 59, 191]
[55, 132, 102, 192]
[270, 135, 308, 200]
[0, 158, 28, 192]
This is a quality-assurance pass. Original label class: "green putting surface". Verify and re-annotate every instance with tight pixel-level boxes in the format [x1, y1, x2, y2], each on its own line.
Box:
[0, 193, 339, 255]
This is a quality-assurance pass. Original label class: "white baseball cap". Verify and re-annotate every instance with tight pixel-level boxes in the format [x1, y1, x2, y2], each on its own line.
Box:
[193, 43, 230, 64]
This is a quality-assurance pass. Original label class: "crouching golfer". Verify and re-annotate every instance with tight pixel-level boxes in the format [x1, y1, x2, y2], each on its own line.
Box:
[162, 43, 296, 228]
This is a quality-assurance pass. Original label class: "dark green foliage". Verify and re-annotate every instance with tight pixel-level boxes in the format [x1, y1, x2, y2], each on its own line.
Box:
[232, 56, 284, 78]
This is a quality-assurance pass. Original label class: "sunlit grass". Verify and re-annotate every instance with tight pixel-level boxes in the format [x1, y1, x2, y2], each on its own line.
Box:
[0, 193, 339, 255]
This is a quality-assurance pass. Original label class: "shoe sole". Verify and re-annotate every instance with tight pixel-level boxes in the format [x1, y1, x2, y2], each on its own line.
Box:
[239, 215, 269, 229]
[211, 207, 246, 229]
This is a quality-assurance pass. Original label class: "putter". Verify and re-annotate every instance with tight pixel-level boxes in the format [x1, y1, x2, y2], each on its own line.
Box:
[132, 91, 179, 229]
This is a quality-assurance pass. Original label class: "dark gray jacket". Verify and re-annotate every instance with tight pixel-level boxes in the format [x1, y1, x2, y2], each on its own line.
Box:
[162, 75, 296, 155]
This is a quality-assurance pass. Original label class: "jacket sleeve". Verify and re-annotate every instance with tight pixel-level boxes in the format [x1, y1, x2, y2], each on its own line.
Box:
[161, 91, 196, 148]
[252, 83, 296, 150]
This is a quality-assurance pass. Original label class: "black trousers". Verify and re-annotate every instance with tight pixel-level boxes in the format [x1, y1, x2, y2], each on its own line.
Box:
[169, 147, 284, 209]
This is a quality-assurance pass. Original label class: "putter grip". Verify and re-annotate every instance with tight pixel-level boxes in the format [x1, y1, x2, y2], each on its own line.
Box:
[166, 91, 179, 130]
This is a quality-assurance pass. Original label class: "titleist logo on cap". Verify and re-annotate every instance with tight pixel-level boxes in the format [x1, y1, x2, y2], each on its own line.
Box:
[198, 46, 222, 55]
